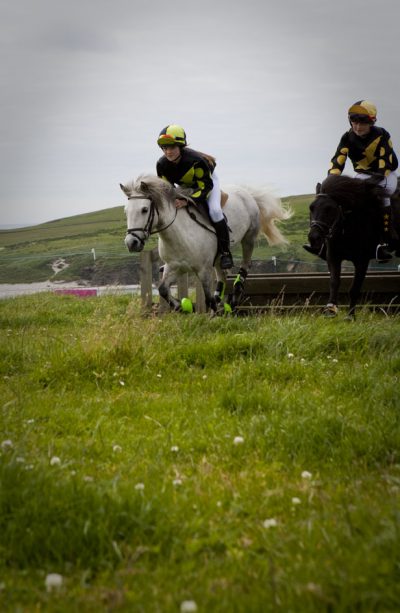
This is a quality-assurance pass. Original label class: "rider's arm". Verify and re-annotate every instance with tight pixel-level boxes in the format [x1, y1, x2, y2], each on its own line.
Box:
[156, 159, 174, 184]
[328, 133, 349, 176]
[379, 129, 399, 176]
[188, 159, 214, 204]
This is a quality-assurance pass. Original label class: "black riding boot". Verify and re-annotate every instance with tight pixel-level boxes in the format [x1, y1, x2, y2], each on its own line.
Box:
[303, 243, 327, 259]
[376, 205, 392, 263]
[303, 244, 321, 256]
[213, 219, 233, 269]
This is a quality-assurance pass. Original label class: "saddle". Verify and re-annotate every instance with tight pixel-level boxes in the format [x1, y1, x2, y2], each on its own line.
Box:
[185, 190, 230, 232]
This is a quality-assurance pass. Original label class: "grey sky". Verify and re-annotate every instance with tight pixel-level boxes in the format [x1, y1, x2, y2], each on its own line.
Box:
[1, 0, 399, 225]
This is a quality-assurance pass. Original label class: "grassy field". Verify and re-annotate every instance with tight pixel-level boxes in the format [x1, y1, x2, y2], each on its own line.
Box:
[1, 293, 399, 611]
[0, 196, 321, 284]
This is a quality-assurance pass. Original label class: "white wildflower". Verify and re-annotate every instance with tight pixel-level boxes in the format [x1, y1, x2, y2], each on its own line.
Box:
[287, 352, 294, 358]
[171, 445, 179, 453]
[134, 483, 145, 491]
[1, 440, 13, 451]
[112, 445, 122, 453]
[83, 475, 94, 482]
[50, 456, 61, 466]
[157, 373, 162, 378]
[306, 582, 323, 595]
[301, 470, 312, 479]
[263, 518, 278, 528]
[180, 600, 198, 613]
[332, 358, 338, 363]
[45, 573, 63, 592]
[173, 478, 183, 486]
[202, 374, 207, 379]
[233, 436, 244, 445]
[119, 380, 125, 386]
[292, 497, 301, 505]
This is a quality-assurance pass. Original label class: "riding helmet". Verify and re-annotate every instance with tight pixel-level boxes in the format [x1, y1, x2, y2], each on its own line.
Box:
[348, 100, 377, 124]
[157, 124, 187, 147]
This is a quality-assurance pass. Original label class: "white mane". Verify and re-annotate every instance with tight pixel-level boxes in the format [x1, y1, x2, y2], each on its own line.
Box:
[123, 174, 176, 200]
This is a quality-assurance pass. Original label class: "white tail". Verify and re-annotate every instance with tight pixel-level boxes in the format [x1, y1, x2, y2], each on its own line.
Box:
[248, 186, 293, 245]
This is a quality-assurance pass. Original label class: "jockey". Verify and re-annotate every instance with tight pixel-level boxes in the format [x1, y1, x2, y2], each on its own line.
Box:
[329, 100, 398, 262]
[156, 124, 233, 269]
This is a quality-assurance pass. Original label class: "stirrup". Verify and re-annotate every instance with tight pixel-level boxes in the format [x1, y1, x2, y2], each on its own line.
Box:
[220, 252, 233, 269]
[375, 244, 392, 263]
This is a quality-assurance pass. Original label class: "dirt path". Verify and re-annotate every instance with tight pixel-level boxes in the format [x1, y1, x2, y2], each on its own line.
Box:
[0, 281, 83, 298]
[0, 282, 144, 299]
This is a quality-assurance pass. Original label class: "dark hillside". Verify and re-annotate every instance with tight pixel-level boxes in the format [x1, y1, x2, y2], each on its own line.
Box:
[1, 195, 397, 284]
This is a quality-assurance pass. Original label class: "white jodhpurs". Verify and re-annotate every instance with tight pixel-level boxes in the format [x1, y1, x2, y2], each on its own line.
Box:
[355, 170, 398, 206]
[207, 172, 224, 223]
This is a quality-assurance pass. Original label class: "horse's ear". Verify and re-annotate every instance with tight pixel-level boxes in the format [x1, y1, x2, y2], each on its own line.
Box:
[316, 182, 322, 194]
[140, 181, 150, 194]
[120, 183, 129, 195]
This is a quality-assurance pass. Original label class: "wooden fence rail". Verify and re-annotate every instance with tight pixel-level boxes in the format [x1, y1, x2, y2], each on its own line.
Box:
[140, 248, 400, 312]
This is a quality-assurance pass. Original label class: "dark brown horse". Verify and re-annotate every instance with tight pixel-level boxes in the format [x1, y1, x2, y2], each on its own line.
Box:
[306, 174, 400, 318]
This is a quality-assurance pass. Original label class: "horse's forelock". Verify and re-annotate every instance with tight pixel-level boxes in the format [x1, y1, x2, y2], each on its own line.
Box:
[131, 175, 176, 202]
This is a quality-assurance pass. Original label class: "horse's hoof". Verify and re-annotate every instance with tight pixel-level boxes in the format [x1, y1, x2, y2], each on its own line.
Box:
[323, 304, 338, 318]
[215, 302, 229, 316]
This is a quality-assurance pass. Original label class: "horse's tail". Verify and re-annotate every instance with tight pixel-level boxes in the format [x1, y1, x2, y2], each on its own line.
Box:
[248, 186, 293, 245]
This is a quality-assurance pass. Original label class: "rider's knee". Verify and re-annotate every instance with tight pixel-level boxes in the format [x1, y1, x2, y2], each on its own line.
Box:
[209, 208, 224, 223]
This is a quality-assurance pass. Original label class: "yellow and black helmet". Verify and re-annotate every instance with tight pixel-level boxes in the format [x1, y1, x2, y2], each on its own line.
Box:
[348, 100, 377, 123]
[157, 124, 187, 147]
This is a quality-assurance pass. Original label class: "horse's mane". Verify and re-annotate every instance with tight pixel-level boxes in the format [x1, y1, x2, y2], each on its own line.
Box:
[320, 175, 380, 209]
[123, 174, 176, 200]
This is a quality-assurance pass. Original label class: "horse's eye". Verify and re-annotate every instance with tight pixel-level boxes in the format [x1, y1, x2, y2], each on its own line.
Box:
[141, 207, 148, 214]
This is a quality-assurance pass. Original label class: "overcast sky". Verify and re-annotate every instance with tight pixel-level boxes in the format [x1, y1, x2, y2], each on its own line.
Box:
[1, 0, 399, 226]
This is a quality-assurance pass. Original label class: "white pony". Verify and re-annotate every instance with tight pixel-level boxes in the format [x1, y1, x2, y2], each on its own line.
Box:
[121, 175, 291, 313]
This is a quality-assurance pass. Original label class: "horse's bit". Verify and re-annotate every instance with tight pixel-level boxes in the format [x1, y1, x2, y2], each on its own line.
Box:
[126, 195, 178, 247]
[310, 194, 343, 241]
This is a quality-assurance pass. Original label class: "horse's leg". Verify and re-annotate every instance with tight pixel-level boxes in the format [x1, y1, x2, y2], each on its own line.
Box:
[347, 259, 369, 319]
[198, 267, 219, 313]
[229, 230, 255, 309]
[324, 256, 342, 317]
[158, 265, 181, 311]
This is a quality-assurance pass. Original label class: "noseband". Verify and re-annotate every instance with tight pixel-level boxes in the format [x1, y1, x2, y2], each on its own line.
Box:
[125, 195, 178, 247]
[310, 194, 343, 240]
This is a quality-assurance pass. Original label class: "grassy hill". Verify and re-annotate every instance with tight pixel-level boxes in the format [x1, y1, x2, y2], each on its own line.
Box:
[0, 195, 320, 284]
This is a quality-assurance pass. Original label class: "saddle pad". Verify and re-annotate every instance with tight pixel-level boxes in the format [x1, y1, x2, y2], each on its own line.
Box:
[221, 191, 229, 207]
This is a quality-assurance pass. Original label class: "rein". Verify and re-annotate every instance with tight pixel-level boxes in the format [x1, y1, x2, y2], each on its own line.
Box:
[185, 204, 216, 235]
[126, 195, 178, 246]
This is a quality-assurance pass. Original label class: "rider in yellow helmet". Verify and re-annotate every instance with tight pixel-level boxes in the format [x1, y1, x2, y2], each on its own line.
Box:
[328, 100, 398, 262]
[156, 124, 233, 269]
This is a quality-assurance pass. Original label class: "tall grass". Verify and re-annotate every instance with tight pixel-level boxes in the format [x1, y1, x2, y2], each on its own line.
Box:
[1, 294, 399, 611]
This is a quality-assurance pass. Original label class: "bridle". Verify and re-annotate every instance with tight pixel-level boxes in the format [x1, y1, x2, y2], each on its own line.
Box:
[310, 193, 344, 241]
[125, 195, 178, 248]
